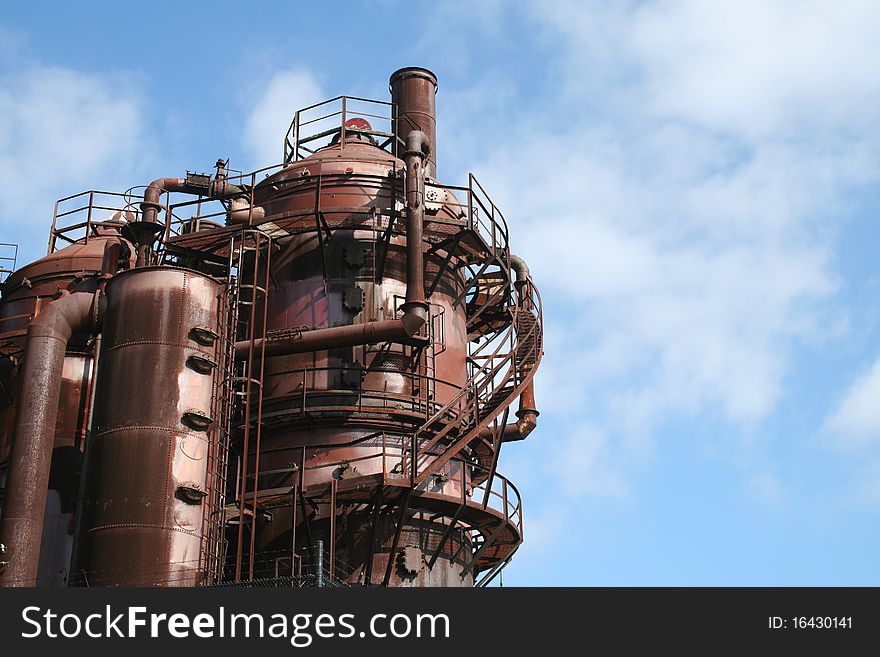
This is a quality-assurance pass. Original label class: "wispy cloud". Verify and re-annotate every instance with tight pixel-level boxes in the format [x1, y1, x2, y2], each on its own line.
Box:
[0, 60, 144, 263]
[435, 1, 880, 527]
[241, 70, 323, 171]
[825, 357, 880, 447]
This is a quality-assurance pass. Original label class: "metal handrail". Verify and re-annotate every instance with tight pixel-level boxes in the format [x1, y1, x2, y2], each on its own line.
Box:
[283, 95, 397, 164]
[0, 243, 17, 283]
[408, 277, 542, 484]
[238, 434, 523, 537]
[48, 190, 141, 254]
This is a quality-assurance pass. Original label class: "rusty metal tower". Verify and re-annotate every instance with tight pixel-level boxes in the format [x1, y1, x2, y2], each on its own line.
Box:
[0, 67, 543, 587]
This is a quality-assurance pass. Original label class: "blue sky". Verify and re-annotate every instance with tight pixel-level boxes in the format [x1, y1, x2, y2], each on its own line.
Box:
[2, 1, 880, 585]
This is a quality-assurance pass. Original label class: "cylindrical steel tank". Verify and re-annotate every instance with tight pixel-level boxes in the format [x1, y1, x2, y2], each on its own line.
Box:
[236, 129, 475, 586]
[74, 266, 226, 586]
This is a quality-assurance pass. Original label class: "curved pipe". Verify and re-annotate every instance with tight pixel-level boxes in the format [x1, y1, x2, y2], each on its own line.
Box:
[138, 176, 264, 264]
[100, 237, 131, 277]
[510, 253, 538, 437]
[477, 391, 539, 444]
[234, 130, 430, 359]
[141, 176, 262, 224]
[140, 177, 188, 226]
[510, 254, 530, 286]
[514, 378, 539, 439]
[0, 291, 98, 586]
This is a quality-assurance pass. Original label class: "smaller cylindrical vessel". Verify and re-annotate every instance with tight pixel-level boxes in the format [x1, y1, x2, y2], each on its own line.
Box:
[74, 267, 226, 586]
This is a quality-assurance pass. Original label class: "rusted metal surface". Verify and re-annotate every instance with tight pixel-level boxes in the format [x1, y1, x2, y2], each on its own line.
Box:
[0, 235, 125, 587]
[74, 267, 226, 586]
[0, 292, 98, 586]
[390, 67, 438, 178]
[1, 66, 543, 588]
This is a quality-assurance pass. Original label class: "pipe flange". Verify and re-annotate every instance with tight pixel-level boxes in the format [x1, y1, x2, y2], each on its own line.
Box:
[342, 285, 365, 313]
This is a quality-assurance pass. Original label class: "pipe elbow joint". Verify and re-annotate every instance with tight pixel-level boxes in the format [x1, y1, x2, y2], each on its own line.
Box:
[515, 408, 539, 439]
[510, 254, 531, 284]
[400, 301, 429, 336]
[28, 292, 100, 342]
[141, 178, 185, 223]
[404, 130, 430, 158]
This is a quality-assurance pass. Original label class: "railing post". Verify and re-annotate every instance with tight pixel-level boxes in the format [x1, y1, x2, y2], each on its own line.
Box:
[86, 191, 94, 244]
[467, 174, 474, 232]
[301, 368, 307, 412]
[294, 111, 301, 161]
[48, 199, 59, 254]
[410, 433, 417, 486]
[249, 172, 256, 225]
[329, 479, 337, 581]
[502, 478, 508, 521]
[341, 97, 347, 152]
[314, 540, 324, 587]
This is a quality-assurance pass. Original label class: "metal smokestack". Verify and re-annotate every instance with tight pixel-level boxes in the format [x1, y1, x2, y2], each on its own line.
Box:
[390, 67, 438, 178]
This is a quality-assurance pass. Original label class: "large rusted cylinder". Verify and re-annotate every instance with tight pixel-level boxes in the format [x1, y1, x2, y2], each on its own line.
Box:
[235, 125, 472, 586]
[390, 67, 438, 178]
[74, 267, 226, 586]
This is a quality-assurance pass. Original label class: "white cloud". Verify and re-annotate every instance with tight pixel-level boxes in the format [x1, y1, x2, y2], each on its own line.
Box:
[532, 0, 880, 140]
[435, 1, 880, 512]
[0, 65, 144, 263]
[479, 128, 839, 427]
[241, 70, 323, 170]
[629, 0, 880, 139]
[825, 357, 880, 446]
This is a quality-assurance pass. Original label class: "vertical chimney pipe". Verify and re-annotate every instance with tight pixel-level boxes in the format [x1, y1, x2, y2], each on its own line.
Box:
[390, 67, 438, 179]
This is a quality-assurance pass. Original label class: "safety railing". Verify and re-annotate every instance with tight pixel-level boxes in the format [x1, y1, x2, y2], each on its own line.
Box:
[283, 95, 398, 164]
[48, 161, 511, 288]
[48, 190, 141, 254]
[252, 363, 467, 422]
[405, 273, 543, 486]
[0, 243, 17, 283]
[239, 430, 522, 534]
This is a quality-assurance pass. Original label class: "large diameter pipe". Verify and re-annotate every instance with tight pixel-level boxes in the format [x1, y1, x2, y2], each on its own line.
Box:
[0, 292, 97, 587]
[236, 316, 425, 360]
[390, 67, 438, 178]
[510, 253, 538, 437]
[513, 379, 539, 439]
[234, 130, 431, 360]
